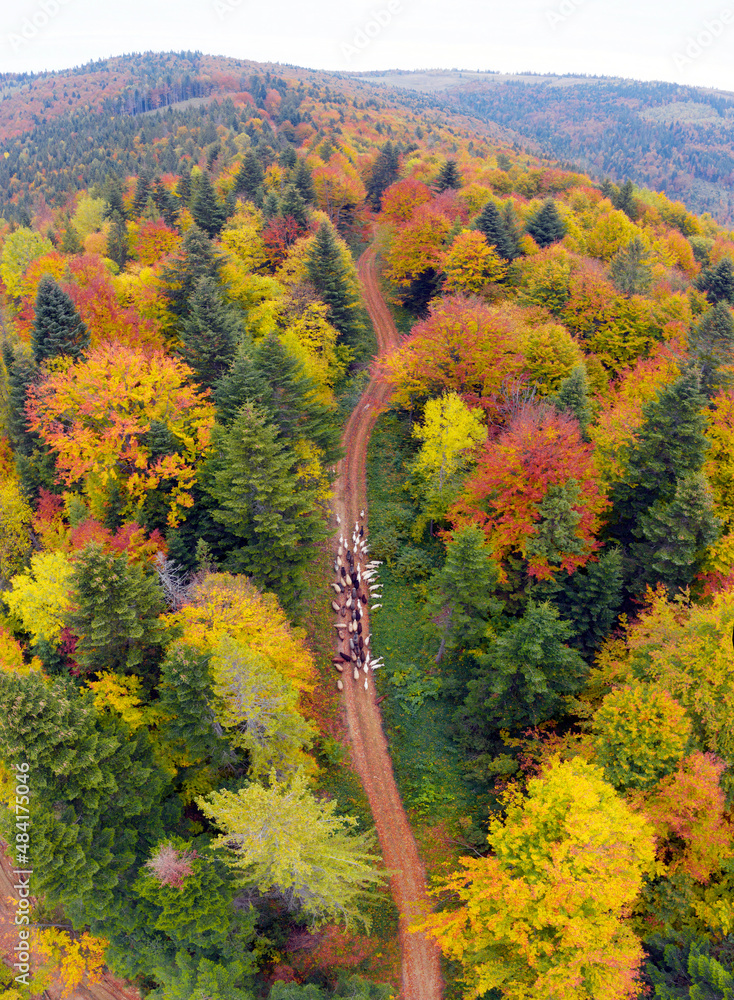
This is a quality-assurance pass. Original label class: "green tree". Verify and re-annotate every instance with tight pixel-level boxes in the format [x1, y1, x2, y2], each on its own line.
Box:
[176, 275, 241, 387]
[613, 178, 637, 219]
[689, 301, 734, 398]
[365, 140, 400, 211]
[105, 211, 129, 270]
[474, 200, 516, 260]
[280, 183, 309, 229]
[306, 221, 363, 348]
[608, 374, 713, 591]
[190, 171, 227, 237]
[436, 159, 461, 192]
[293, 157, 315, 203]
[695, 257, 734, 305]
[610, 236, 652, 296]
[102, 174, 127, 220]
[67, 543, 168, 676]
[32, 275, 89, 363]
[198, 770, 385, 929]
[132, 173, 152, 217]
[214, 335, 342, 465]
[550, 363, 592, 437]
[633, 472, 720, 592]
[205, 404, 328, 605]
[235, 151, 265, 200]
[461, 601, 587, 732]
[428, 524, 503, 662]
[645, 931, 734, 999]
[526, 198, 567, 248]
[161, 225, 223, 324]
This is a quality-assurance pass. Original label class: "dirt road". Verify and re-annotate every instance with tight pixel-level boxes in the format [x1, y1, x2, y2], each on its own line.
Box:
[332, 244, 443, 1000]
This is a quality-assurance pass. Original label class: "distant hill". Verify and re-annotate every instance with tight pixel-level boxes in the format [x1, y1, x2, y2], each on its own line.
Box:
[352, 71, 734, 224]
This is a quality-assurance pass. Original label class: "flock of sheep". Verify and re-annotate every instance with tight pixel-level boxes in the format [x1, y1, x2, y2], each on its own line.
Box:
[330, 511, 383, 693]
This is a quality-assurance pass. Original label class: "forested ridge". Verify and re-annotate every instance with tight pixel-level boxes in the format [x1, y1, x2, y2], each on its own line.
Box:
[1, 50, 734, 1000]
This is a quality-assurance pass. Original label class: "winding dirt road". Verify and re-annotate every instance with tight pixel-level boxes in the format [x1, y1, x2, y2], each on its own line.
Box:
[332, 244, 443, 1000]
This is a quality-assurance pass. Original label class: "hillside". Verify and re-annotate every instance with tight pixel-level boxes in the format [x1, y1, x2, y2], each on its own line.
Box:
[2, 50, 734, 999]
[353, 69, 734, 223]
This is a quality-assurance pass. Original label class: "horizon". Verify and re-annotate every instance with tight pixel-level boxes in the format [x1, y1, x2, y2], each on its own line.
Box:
[2, 0, 732, 91]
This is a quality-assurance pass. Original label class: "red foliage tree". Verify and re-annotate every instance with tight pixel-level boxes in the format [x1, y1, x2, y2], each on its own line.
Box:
[451, 404, 608, 580]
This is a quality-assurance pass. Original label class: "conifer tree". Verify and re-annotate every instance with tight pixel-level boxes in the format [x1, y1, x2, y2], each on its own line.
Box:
[176, 276, 241, 387]
[306, 221, 363, 348]
[205, 404, 328, 605]
[293, 157, 315, 203]
[60, 219, 83, 254]
[613, 178, 637, 219]
[152, 178, 180, 227]
[234, 151, 264, 200]
[474, 200, 515, 260]
[32, 275, 89, 363]
[550, 364, 592, 437]
[610, 236, 652, 296]
[190, 171, 226, 237]
[526, 197, 567, 248]
[162, 225, 223, 323]
[436, 159, 461, 192]
[132, 173, 152, 217]
[68, 543, 168, 676]
[696, 257, 734, 305]
[365, 141, 400, 210]
[105, 211, 129, 270]
[102, 174, 127, 220]
[689, 301, 734, 397]
[280, 184, 309, 229]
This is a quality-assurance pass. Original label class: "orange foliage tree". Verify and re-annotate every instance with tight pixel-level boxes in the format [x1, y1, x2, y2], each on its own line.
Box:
[26, 344, 215, 526]
[380, 177, 433, 223]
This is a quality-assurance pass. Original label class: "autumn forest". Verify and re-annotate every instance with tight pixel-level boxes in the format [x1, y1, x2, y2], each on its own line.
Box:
[0, 50, 734, 1000]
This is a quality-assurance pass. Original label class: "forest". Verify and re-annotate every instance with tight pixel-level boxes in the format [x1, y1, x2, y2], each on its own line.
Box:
[0, 50, 734, 1000]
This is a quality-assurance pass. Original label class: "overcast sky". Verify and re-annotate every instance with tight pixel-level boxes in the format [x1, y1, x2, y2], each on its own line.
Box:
[2, 0, 733, 92]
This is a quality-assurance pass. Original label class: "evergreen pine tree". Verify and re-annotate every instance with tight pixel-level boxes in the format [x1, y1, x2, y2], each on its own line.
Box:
[161, 226, 223, 323]
[262, 191, 280, 219]
[526, 198, 567, 248]
[689, 301, 734, 397]
[610, 236, 652, 296]
[234, 150, 264, 200]
[550, 364, 592, 438]
[68, 543, 168, 677]
[280, 184, 309, 229]
[293, 157, 315, 203]
[306, 221, 363, 347]
[102, 174, 127, 220]
[152, 178, 180, 227]
[205, 405, 329, 605]
[32, 275, 89, 363]
[696, 257, 734, 305]
[106, 210, 129, 270]
[365, 141, 400, 210]
[176, 276, 241, 387]
[502, 201, 524, 258]
[612, 179, 637, 219]
[436, 159, 461, 192]
[132, 173, 152, 217]
[190, 172, 226, 237]
[60, 218, 83, 254]
[474, 200, 515, 260]
[2, 342, 38, 456]
[177, 167, 192, 205]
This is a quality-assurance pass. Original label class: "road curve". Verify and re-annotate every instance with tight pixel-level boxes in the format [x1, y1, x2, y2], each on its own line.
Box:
[331, 243, 443, 1000]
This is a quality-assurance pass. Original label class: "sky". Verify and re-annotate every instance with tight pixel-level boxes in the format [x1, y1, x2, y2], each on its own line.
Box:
[1, 0, 733, 92]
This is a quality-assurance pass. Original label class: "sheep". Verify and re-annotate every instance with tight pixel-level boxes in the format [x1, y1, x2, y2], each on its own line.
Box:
[364, 679, 369, 691]
[331, 600, 340, 613]
[364, 635, 370, 647]
[340, 566, 346, 579]
[360, 509, 365, 518]
[337, 679, 344, 691]
[330, 582, 342, 594]
[358, 636, 364, 649]
[339, 651, 351, 663]
[357, 622, 363, 635]
[353, 667, 360, 681]
[333, 662, 344, 673]
[371, 604, 382, 611]
[336, 514, 341, 525]
[332, 623, 347, 632]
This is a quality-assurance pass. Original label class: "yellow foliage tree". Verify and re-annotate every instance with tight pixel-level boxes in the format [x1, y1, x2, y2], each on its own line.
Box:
[33, 928, 106, 998]
[0, 477, 32, 587]
[3, 550, 75, 643]
[163, 572, 315, 695]
[441, 230, 506, 294]
[418, 757, 655, 1000]
[519, 321, 584, 396]
[88, 671, 147, 730]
